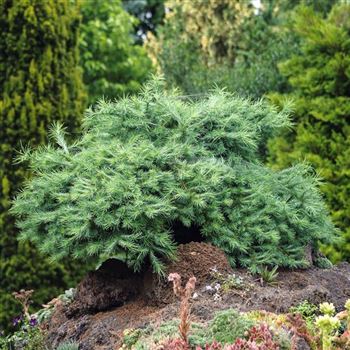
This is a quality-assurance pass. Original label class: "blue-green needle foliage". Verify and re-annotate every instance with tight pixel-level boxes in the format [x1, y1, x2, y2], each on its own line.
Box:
[12, 79, 336, 274]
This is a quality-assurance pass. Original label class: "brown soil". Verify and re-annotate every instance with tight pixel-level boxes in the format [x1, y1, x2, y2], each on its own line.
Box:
[66, 259, 143, 317]
[142, 242, 232, 305]
[45, 242, 350, 350]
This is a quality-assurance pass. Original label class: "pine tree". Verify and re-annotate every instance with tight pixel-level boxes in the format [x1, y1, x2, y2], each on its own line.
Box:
[268, 3, 350, 262]
[0, 0, 86, 330]
[12, 78, 336, 277]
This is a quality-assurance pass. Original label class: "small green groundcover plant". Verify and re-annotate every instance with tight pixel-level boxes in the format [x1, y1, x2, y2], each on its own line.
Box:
[289, 300, 319, 329]
[0, 315, 44, 350]
[0, 289, 77, 350]
[56, 341, 79, 350]
[12, 78, 336, 274]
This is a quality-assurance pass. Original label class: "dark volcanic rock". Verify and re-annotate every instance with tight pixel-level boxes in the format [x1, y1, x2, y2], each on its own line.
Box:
[67, 259, 143, 317]
[293, 337, 311, 350]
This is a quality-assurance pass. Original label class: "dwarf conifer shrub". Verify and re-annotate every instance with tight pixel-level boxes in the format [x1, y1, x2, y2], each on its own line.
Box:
[12, 79, 336, 273]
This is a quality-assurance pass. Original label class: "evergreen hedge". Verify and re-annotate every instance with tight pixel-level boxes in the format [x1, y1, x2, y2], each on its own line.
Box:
[268, 3, 350, 262]
[0, 0, 86, 329]
[12, 79, 336, 274]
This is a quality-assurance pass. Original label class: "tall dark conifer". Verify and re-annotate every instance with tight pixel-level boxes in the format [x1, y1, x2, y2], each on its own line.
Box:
[268, 3, 350, 262]
[0, 0, 86, 329]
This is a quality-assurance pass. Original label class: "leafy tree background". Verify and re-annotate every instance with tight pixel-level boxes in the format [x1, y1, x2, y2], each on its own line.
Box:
[80, 0, 153, 105]
[145, 0, 293, 97]
[145, 0, 253, 95]
[146, 0, 335, 98]
[123, 0, 165, 42]
[0, 0, 87, 330]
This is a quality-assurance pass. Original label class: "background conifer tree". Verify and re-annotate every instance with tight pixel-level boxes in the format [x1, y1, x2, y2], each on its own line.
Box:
[268, 3, 350, 262]
[145, 0, 253, 94]
[0, 0, 86, 330]
[146, 0, 335, 98]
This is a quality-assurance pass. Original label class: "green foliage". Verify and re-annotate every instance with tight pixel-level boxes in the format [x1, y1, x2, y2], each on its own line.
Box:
[146, 0, 337, 99]
[80, 0, 153, 104]
[145, 0, 253, 95]
[289, 300, 318, 328]
[0, 318, 46, 350]
[314, 256, 333, 269]
[56, 341, 79, 350]
[144, 321, 178, 344]
[122, 328, 144, 349]
[209, 310, 254, 345]
[123, 0, 165, 42]
[126, 320, 207, 349]
[0, 0, 87, 331]
[129, 310, 264, 349]
[210, 270, 245, 293]
[127, 301, 350, 350]
[256, 266, 279, 286]
[221, 274, 245, 292]
[208, 0, 300, 99]
[34, 288, 76, 324]
[12, 78, 336, 274]
[267, 3, 350, 262]
[146, 0, 299, 98]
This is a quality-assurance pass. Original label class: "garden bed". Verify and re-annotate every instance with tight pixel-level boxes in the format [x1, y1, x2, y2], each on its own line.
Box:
[44, 242, 350, 350]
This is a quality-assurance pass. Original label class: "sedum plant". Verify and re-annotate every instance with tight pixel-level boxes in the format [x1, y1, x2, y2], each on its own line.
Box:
[12, 78, 336, 274]
[289, 300, 318, 329]
[209, 310, 254, 345]
[319, 302, 336, 317]
[315, 314, 340, 350]
[346, 300, 350, 327]
[315, 300, 350, 350]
